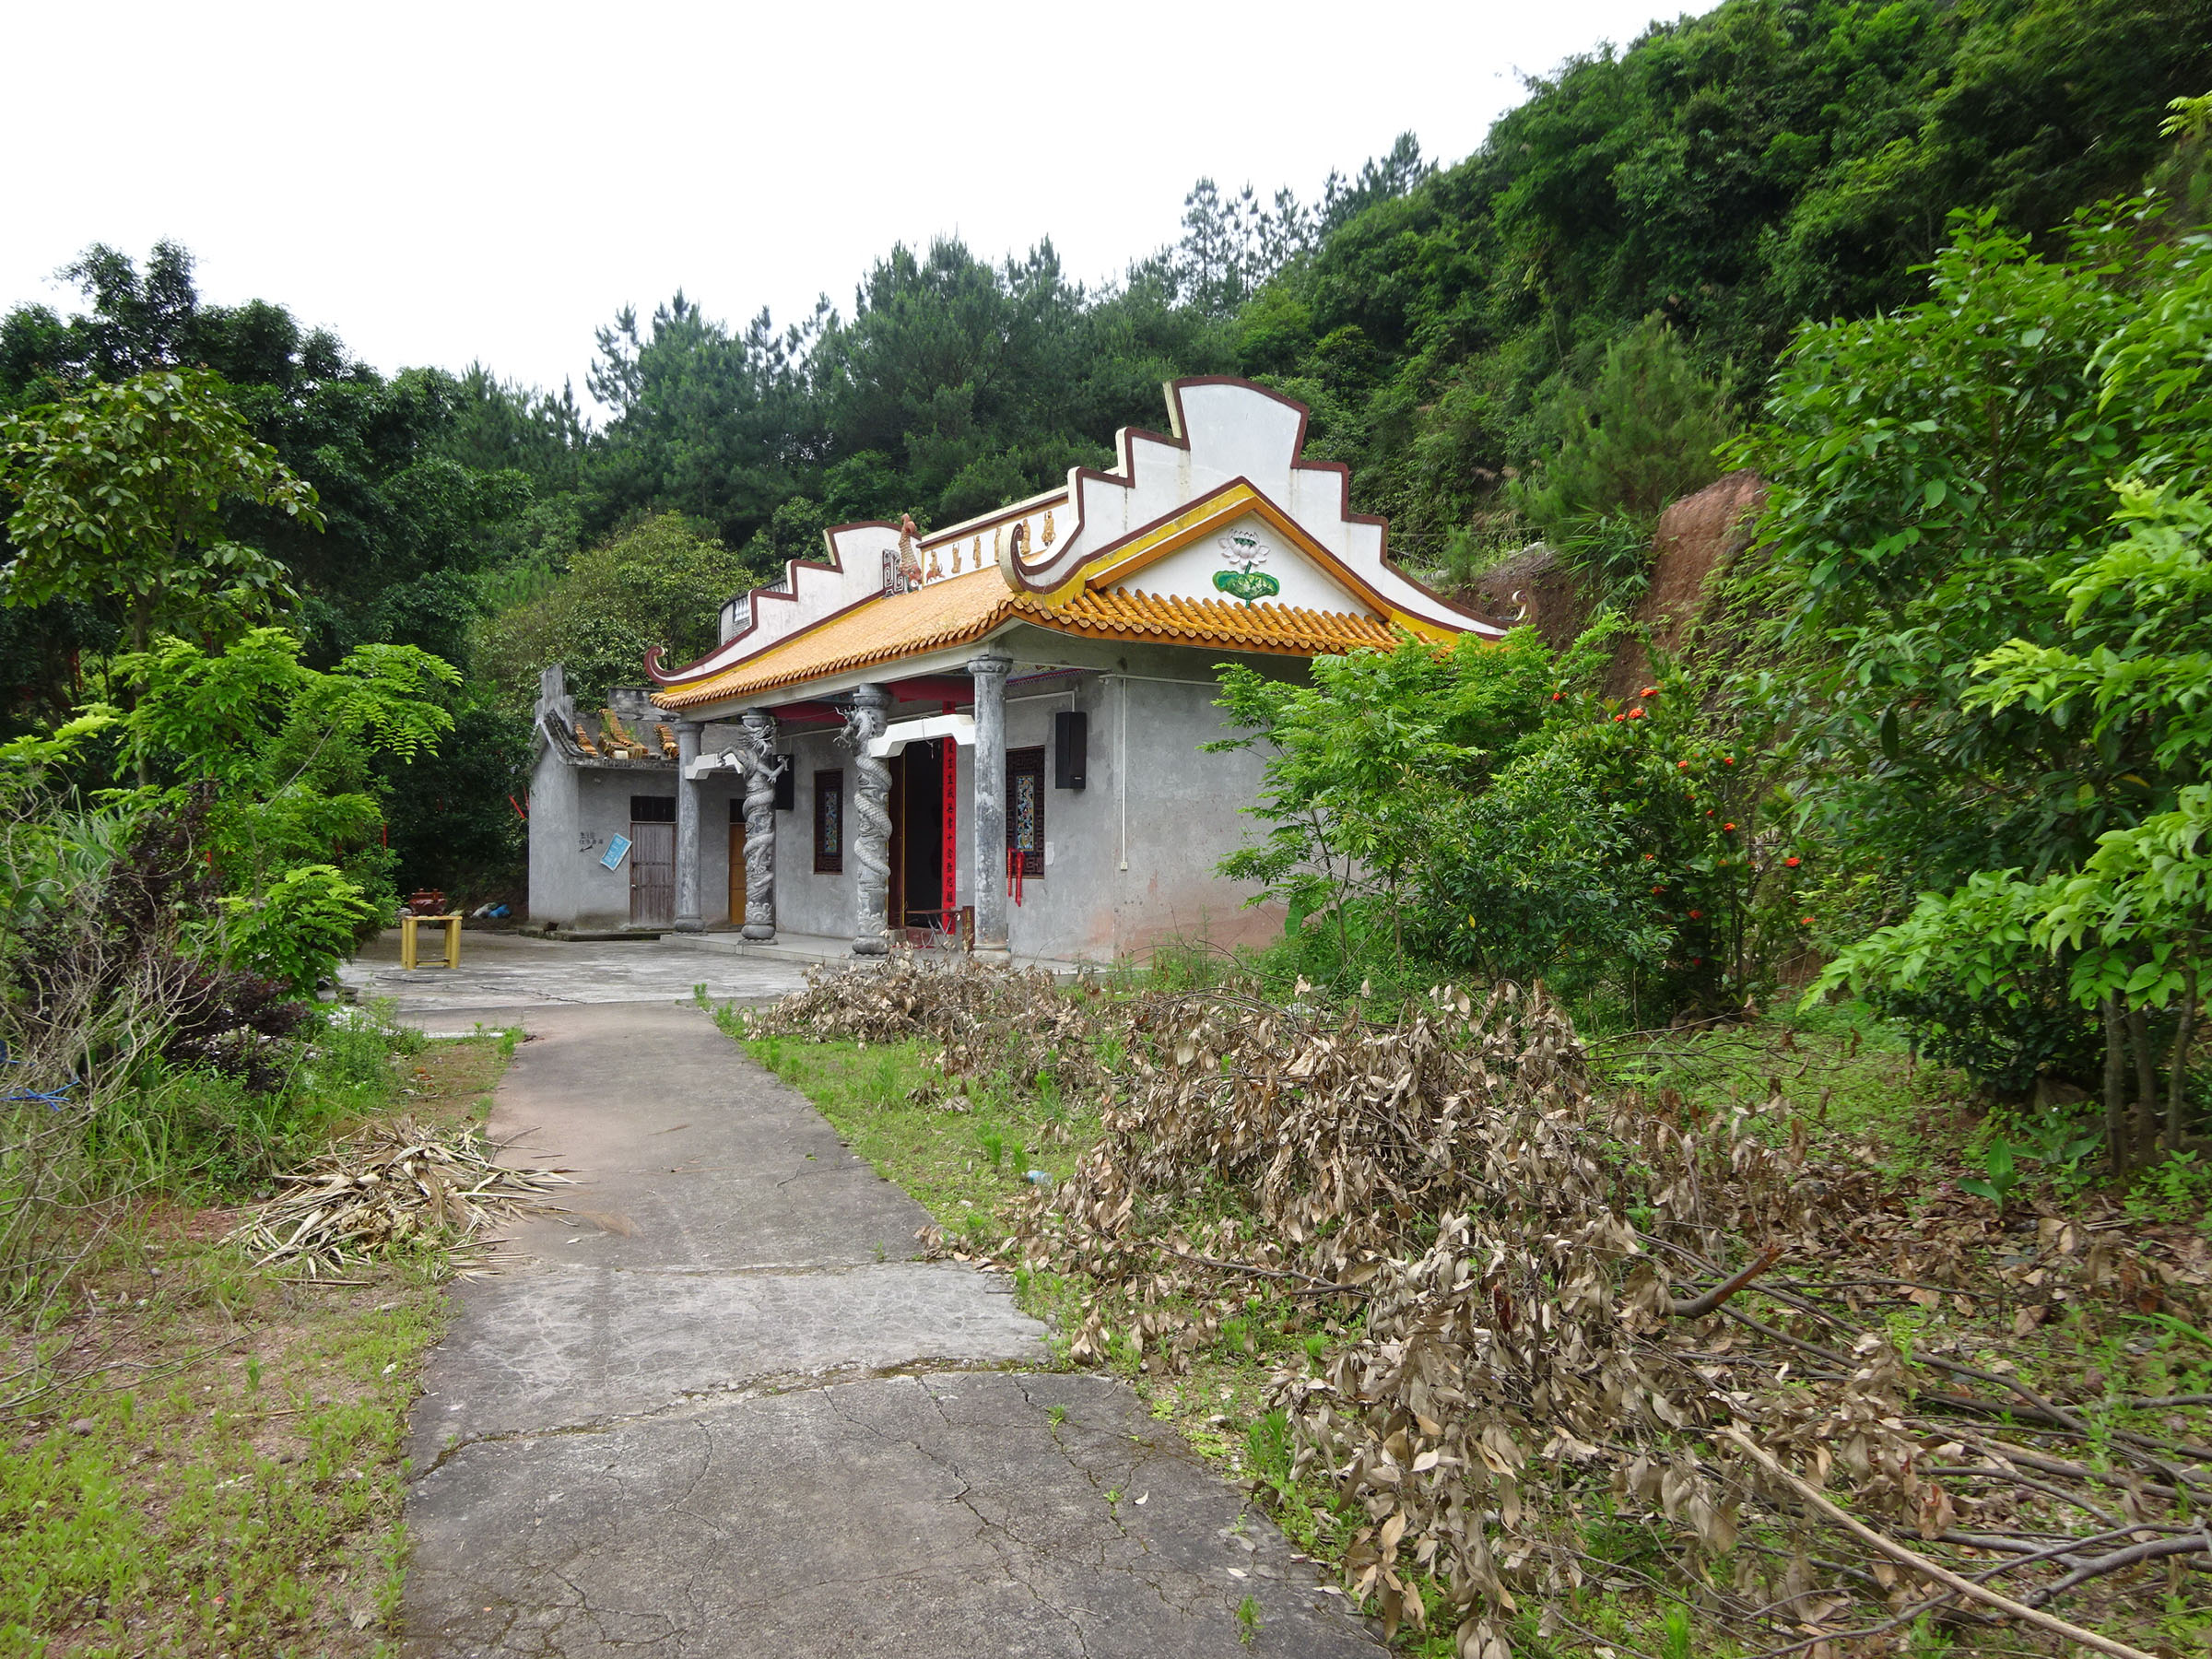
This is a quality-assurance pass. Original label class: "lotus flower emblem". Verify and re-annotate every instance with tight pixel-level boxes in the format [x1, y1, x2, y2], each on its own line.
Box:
[1213, 528, 1280, 606]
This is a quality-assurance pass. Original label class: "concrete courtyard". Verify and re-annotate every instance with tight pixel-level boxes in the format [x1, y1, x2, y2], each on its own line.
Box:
[337, 928, 809, 1026]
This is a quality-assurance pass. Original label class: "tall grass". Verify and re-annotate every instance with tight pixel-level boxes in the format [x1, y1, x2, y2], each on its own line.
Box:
[1, 1005, 422, 1317]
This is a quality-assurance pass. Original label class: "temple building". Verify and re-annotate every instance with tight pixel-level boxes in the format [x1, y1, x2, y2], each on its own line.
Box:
[525, 377, 1500, 962]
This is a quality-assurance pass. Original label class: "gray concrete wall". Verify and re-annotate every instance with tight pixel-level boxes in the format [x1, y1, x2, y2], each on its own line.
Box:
[998, 673, 1282, 963]
[529, 756, 743, 932]
[773, 728, 856, 939]
[532, 661, 1288, 956]
[526, 740, 586, 927]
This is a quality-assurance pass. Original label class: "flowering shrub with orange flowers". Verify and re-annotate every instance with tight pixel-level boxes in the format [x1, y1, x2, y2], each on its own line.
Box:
[1414, 663, 1812, 1019]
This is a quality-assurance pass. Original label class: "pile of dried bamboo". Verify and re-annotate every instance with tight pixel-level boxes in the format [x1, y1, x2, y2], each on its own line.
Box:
[756, 963, 2212, 1658]
[229, 1119, 571, 1277]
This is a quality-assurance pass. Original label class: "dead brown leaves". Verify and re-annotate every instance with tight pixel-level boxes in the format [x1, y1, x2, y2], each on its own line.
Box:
[227, 1119, 571, 1277]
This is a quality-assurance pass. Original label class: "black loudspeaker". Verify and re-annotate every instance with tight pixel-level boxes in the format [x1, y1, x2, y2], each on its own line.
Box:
[1053, 711, 1088, 790]
[773, 759, 795, 811]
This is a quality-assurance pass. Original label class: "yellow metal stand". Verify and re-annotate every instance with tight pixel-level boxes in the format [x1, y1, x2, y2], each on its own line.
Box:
[400, 913, 462, 970]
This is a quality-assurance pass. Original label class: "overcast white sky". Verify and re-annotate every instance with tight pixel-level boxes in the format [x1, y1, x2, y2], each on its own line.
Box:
[7, 1, 1715, 410]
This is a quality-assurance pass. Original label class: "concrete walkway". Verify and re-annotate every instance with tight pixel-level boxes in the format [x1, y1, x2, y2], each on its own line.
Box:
[401, 1002, 1382, 1658]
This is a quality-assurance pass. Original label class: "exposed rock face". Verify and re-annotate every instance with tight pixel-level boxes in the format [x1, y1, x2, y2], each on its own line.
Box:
[1460, 542, 1589, 651]
[1606, 468, 1768, 697]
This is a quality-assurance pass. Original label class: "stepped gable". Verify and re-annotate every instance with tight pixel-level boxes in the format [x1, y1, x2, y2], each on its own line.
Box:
[645, 377, 1500, 706]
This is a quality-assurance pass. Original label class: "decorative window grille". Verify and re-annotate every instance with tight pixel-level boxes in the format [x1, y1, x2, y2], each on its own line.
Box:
[629, 795, 676, 823]
[1006, 746, 1045, 878]
[814, 770, 844, 873]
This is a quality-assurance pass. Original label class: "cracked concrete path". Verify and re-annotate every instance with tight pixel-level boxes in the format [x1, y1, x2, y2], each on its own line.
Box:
[402, 1002, 1383, 1658]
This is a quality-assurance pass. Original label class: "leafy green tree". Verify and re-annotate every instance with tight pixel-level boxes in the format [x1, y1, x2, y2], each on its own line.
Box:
[113, 625, 457, 913]
[475, 513, 752, 712]
[0, 369, 321, 651]
[1223, 0, 2210, 553]
[1211, 627, 1594, 978]
[1516, 319, 1735, 534]
[1802, 213, 2212, 1170]
[1732, 206, 2182, 895]
[1416, 745, 1664, 992]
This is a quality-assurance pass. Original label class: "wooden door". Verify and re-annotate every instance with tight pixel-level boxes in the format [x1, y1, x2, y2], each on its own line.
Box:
[727, 822, 747, 926]
[629, 820, 675, 926]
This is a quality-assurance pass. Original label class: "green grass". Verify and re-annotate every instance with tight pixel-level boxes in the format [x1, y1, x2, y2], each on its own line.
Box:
[2, 1026, 520, 1655]
[1, 1249, 448, 1654]
[730, 1029, 1093, 1251]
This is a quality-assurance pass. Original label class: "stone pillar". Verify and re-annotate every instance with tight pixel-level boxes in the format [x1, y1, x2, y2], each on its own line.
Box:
[967, 650, 1013, 962]
[738, 710, 780, 942]
[673, 718, 703, 933]
[842, 684, 893, 957]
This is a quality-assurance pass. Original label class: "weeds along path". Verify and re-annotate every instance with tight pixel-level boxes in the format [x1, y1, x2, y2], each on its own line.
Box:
[400, 1000, 1379, 1658]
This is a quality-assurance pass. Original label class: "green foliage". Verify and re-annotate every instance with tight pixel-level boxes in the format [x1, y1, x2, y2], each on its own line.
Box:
[0, 369, 320, 649]
[1734, 208, 2187, 892]
[112, 626, 456, 912]
[1230, 0, 2212, 550]
[219, 865, 381, 993]
[475, 513, 753, 710]
[1957, 1135, 2023, 1207]
[1514, 318, 1736, 537]
[1417, 745, 1662, 991]
[1776, 209, 2212, 1158]
[1217, 622, 1799, 1014]
[1211, 629, 1557, 969]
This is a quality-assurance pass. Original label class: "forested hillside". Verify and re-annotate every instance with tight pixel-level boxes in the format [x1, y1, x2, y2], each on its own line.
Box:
[2, 0, 2206, 907]
[7, 11, 2212, 1643]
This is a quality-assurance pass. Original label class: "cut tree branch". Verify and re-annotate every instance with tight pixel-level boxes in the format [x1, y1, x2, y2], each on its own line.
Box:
[1671, 1244, 1783, 1318]
[2025, 1535, 2212, 1606]
[1722, 1429, 2161, 1659]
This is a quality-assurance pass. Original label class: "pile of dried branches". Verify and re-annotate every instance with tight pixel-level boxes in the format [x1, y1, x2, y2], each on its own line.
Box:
[228, 1119, 571, 1277]
[744, 956, 1111, 1099]
[756, 963, 2212, 1657]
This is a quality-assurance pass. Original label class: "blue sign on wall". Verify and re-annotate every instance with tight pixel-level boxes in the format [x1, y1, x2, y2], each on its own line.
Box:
[600, 833, 631, 871]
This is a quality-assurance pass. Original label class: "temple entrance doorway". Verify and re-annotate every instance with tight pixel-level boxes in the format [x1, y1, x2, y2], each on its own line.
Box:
[888, 738, 947, 939]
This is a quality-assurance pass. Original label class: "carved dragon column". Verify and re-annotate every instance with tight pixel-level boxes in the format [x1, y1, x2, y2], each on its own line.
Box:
[967, 650, 1013, 963]
[672, 719, 703, 933]
[841, 684, 893, 958]
[738, 710, 781, 942]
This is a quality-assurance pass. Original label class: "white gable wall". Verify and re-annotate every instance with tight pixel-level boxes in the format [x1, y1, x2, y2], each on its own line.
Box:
[1119, 515, 1371, 614]
[1034, 382, 1482, 635]
[692, 522, 904, 673]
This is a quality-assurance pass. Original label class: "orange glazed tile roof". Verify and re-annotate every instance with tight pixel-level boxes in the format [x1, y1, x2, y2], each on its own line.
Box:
[653, 571, 1405, 711]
